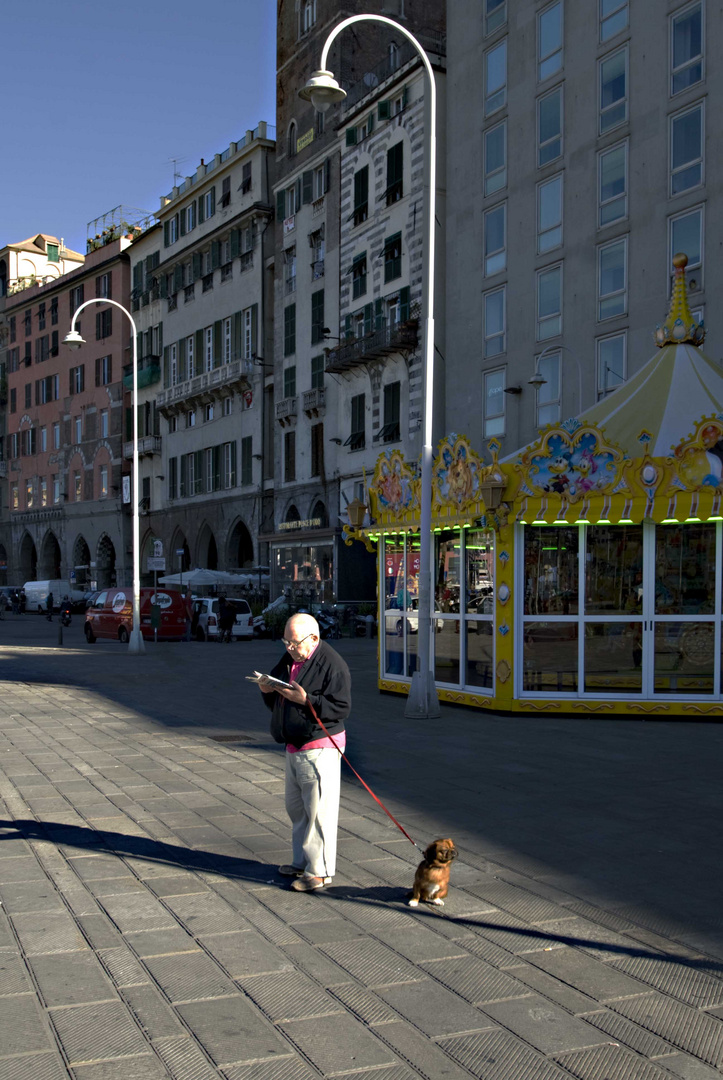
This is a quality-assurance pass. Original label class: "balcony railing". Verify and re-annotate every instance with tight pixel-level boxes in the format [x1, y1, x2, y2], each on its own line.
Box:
[275, 396, 298, 425]
[122, 435, 162, 460]
[156, 357, 254, 414]
[311, 260, 325, 280]
[302, 387, 325, 416]
[325, 320, 418, 374]
[122, 356, 161, 391]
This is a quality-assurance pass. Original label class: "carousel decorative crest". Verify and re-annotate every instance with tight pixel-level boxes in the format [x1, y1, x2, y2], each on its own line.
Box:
[669, 415, 723, 490]
[654, 253, 706, 347]
[517, 424, 623, 502]
[432, 434, 482, 511]
[369, 448, 417, 518]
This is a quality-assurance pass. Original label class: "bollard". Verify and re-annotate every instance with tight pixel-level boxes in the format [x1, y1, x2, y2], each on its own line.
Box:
[57, 621, 63, 647]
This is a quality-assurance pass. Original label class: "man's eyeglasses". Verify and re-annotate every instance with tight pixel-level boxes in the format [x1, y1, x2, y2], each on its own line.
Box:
[282, 632, 316, 649]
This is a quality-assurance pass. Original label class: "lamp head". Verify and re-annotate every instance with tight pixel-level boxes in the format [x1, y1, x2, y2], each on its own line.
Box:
[299, 69, 346, 113]
[528, 372, 547, 388]
[63, 330, 85, 350]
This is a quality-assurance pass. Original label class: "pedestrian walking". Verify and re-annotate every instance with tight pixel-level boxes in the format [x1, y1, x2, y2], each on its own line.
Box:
[183, 587, 193, 642]
[258, 612, 351, 891]
[46, 591, 53, 621]
[19, 588, 26, 614]
[218, 595, 234, 643]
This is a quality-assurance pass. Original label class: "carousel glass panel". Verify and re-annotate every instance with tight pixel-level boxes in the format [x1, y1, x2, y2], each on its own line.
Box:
[584, 621, 642, 694]
[585, 524, 643, 615]
[523, 622, 578, 691]
[466, 621, 494, 688]
[466, 529, 495, 615]
[653, 620, 714, 694]
[434, 530, 460, 612]
[383, 537, 406, 676]
[654, 523, 715, 614]
[523, 526, 579, 614]
[434, 619, 460, 683]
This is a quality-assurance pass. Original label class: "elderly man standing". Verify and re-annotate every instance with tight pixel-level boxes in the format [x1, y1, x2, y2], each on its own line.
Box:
[259, 612, 351, 891]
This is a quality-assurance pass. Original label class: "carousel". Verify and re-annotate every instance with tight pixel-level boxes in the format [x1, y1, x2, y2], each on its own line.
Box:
[345, 255, 723, 716]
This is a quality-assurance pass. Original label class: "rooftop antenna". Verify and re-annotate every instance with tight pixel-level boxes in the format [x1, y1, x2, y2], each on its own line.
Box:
[168, 156, 190, 187]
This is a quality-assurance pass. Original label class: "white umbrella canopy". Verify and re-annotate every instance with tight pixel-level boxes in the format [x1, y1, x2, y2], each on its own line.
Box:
[157, 568, 239, 588]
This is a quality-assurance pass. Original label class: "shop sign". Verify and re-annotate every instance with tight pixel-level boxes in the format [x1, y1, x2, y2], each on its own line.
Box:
[279, 517, 322, 531]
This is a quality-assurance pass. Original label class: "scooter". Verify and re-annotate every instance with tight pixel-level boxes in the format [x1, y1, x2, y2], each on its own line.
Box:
[60, 606, 72, 627]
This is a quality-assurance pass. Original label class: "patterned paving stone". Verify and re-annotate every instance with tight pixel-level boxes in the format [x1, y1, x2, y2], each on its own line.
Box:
[0, 881, 66, 914]
[0, 952, 33, 996]
[143, 951, 236, 1003]
[375, 925, 473, 964]
[440, 1028, 572, 1080]
[150, 1036, 221, 1080]
[608, 954, 723, 1008]
[526, 945, 651, 1002]
[177, 996, 291, 1067]
[241, 903, 304, 945]
[512, 964, 600, 1015]
[76, 914, 124, 950]
[163, 892, 247, 935]
[67, 855, 135, 881]
[281, 942, 357, 987]
[280, 1012, 397, 1074]
[0, 1052, 68, 1080]
[49, 999, 151, 1065]
[421, 955, 531, 1005]
[11, 911, 87, 954]
[239, 970, 342, 1021]
[480, 994, 610, 1054]
[0, 994, 53, 1055]
[221, 1058, 321, 1080]
[469, 880, 577, 925]
[0, 856, 48, 882]
[610, 994, 723, 1068]
[377, 1021, 477, 1080]
[70, 1054, 167, 1079]
[125, 926, 200, 958]
[30, 951, 116, 1005]
[580, 1009, 673, 1058]
[199, 929, 293, 979]
[99, 947, 151, 988]
[555, 1043, 678, 1080]
[145, 874, 208, 897]
[100, 894, 177, 933]
[329, 983, 400, 1026]
[377, 979, 496, 1037]
[120, 984, 187, 1041]
[321, 938, 425, 987]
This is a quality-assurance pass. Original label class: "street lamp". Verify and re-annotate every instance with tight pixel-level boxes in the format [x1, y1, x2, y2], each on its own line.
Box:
[64, 299, 145, 654]
[529, 344, 584, 416]
[300, 14, 440, 718]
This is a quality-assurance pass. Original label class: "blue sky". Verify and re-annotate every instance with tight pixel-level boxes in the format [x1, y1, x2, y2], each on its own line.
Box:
[1, 0, 277, 256]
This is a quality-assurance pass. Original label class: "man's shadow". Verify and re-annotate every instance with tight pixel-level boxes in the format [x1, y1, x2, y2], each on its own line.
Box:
[4, 819, 721, 974]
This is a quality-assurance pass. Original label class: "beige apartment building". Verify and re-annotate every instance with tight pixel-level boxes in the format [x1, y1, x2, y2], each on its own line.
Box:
[136, 124, 276, 578]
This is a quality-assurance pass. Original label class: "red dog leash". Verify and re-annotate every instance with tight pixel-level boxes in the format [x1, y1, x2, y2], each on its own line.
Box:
[304, 697, 421, 851]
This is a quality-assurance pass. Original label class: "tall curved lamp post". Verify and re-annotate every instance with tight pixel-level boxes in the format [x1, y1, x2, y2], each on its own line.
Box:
[64, 299, 145, 654]
[529, 344, 584, 416]
[300, 14, 440, 718]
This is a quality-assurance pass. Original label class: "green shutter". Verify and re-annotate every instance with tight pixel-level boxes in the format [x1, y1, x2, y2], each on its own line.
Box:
[251, 303, 258, 357]
[192, 252, 201, 281]
[364, 303, 373, 335]
[276, 190, 286, 220]
[173, 264, 183, 293]
[230, 229, 240, 259]
[198, 195, 205, 224]
[345, 314, 353, 339]
[125, 407, 132, 439]
[163, 221, 169, 247]
[158, 321, 163, 353]
[163, 346, 170, 388]
[180, 211, 186, 237]
[195, 328, 203, 362]
[211, 241, 221, 270]
[234, 311, 243, 360]
[400, 286, 411, 323]
[374, 298, 384, 331]
[324, 157, 331, 193]
[346, 127, 357, 146]
[209, 187, 215, 216]
[195, 450, 204, 493]
[230, 441, 237, 486]
[212, 445, 221, 491]
[302, 171, 313, 204]
[179, 455, 187, 498]
[160, 275, 167, 298]
[378, 100, 390, 120]
[295, 177, 302, 210]
[368, 113, 374, 133]
[213, 320, 222, 367]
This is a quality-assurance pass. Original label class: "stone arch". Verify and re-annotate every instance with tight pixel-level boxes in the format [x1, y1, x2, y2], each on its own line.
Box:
[96, 534, 117, 589]
[73, 535, 91, 587]
[197, 523, 218, 570]
[19, 532, 37, 582]
[170, 529, 191, 573]
[287, 119, 297, 159]
[309, 498, 329, 528]
[39, 530, 62, 579]
[227, 519, 254, 569]
[284, 504, 301, 524]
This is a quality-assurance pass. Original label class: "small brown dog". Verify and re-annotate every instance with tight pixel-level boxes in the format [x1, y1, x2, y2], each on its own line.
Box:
[408, 838, 458, 907]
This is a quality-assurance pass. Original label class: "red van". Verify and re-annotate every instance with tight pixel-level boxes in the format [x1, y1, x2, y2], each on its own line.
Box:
[84, 588, 188, 643]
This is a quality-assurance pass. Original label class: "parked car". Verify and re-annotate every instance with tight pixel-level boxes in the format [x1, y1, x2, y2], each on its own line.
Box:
[384, 596, 444, 635]
[192, 597, 253, 641]
[84, 588, 188, 643]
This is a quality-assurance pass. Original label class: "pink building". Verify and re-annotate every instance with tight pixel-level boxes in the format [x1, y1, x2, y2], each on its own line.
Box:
[3, 237, 131, 587]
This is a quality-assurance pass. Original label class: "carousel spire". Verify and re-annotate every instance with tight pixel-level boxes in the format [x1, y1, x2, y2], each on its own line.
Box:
[654, 252, 705, 347]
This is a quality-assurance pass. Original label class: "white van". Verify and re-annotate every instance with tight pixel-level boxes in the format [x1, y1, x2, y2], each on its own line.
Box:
[23, 581, 85, 614]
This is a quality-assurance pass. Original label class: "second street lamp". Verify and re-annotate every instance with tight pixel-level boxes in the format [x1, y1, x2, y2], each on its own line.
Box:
[300, 14, 440, 718]
[64, 299, 145, 655]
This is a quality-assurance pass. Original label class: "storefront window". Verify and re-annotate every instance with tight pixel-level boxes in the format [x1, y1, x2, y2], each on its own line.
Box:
[655, 523, 715, 615]
[273, 542, 333, 604]
[434, 620, 459, 684]
[654, 621, 714, 695]
[434, 531, 460, 611]
[466, 530, 495, 615]
[523, 622, 578, 691]
[466, 621, 494, 688]
[586, 525, 642, 615]
[524, 527, 579, 614]
[584, 621, 642, 694]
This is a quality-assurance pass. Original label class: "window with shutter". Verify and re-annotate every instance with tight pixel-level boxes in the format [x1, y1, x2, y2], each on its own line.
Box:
[311, 290, 325, 344]
[221, 176, 231, 208]
[353, 167, 368, 226]
[384, 233, 402, 282]
[284, 304, 296, 356]
[385, 143, 404, 205]
[241, 436, 252, 485]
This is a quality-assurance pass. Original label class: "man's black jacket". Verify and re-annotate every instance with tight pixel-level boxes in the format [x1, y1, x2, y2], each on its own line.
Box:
[260, 640, 351, 749]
